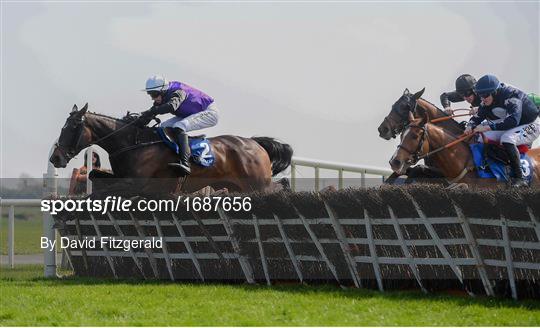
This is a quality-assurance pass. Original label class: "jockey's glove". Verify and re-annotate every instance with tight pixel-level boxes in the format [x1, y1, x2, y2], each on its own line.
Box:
[136, 110, 155, 126]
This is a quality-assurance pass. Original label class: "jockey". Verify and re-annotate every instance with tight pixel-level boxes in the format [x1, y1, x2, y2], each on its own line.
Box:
[440, 74, 481, 115]
[464, 74, 540, 187]
[139, 75, 219, 176]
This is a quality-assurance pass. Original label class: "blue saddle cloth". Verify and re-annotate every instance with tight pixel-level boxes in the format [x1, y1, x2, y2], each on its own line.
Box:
[470, 144, 533, 184]
[157, 128, 215, 167]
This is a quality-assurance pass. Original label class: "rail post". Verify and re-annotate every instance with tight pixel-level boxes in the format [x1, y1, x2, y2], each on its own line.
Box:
[361, 171, 366, 188]
[8, 206, 15, 268]
[314, 167, 320, 191]
[85, 147, 93, 195]
[291, 163, 296, 192]
[43, 144, 58, 278]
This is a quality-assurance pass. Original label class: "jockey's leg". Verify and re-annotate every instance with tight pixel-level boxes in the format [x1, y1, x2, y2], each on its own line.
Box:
[175, 104, 219, 132]
[500, 117, 540, 187]
[160, 117, 191, 175]
[168, 128, 191, 176]
[165, 105, 220, 175]
[502, 142, 527, 187]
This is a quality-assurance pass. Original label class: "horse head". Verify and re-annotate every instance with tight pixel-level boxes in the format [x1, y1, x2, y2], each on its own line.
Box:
[50, 103, 92, 168]
[378, 87, 425, 140]
[389, 106, 430, 174]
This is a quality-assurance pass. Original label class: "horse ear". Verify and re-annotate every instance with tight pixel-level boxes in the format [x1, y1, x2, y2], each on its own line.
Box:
[403, 88, 410, 96]
[413, 88, 425, 100]
[408, 111, 415, 122]
[80, 103, 88, 114]
[72, 104, 78, 112]
[417, 105, 430, 123]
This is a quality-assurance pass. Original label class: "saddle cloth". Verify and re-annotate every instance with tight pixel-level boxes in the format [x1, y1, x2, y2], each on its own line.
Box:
[157, 128, 215, 167]
[470, 143, 533, 184]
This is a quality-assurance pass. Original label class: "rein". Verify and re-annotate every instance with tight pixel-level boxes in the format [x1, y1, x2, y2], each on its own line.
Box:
[431, 108, 472, 123]
[399, 124, 476, 164]
[416, 133, 475, 160]
[108, 140, 164, 158]
[85, 115, 163, 158]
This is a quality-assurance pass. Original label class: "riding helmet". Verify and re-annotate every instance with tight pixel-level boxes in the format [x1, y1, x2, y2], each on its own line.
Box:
[474, 74, 501, 96]
[143, 75, 169, 92]
[455, 74, 477, 93]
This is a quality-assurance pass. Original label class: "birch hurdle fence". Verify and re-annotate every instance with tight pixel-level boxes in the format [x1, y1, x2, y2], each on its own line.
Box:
[52, 185, 540, 299]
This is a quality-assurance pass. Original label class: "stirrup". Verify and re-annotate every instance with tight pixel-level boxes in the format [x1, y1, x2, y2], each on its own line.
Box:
[168, 162, 191, 176]
[511, 178, 528, 188]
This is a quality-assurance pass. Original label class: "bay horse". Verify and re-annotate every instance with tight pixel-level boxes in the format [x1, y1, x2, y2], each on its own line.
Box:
[389, 107, 540, 187]
[379, 88, 465, 184]
[49, 104, 293, 194]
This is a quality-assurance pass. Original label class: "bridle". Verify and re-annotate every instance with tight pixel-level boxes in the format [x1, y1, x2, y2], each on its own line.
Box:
[397, 124, 428, 165]
[55, 115, 86, 161]
[383, 97, 418, 138]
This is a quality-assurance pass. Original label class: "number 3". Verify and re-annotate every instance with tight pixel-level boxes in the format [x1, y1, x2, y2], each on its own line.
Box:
[521, 159, 530, 177]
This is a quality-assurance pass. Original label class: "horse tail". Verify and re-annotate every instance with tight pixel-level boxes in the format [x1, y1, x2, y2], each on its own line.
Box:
[252, 137, 293, 176]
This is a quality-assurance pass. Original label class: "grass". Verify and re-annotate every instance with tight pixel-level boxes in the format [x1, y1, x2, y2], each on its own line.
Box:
[0, 207, 46, 255]
[1, 265, 539, 326]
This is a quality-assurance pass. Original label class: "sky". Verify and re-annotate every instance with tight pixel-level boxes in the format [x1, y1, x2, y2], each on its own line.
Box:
[1, 1, 538, 179]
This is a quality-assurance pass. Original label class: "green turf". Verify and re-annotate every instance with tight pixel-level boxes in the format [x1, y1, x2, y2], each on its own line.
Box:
[1, 265, 539, 326]
[0, 207, 46, 255]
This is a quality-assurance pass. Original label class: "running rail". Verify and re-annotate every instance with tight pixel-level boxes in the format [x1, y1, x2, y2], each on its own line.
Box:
[291, 156, 393, 191]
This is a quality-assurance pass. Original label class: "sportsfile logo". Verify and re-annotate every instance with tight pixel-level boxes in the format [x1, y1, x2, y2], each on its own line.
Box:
[40, 196, 252, 215]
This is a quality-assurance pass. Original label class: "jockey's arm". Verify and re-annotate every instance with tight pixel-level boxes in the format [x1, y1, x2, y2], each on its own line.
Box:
[150, 90, 187, 115]
[466, 107, 487, 129]
[440, 91, 463, 111]
[488, 98, 522, 131]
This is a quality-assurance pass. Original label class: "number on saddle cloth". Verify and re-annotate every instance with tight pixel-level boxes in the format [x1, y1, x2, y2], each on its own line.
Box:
[156, 128, 215, 167]
[469, 143, 533, 183]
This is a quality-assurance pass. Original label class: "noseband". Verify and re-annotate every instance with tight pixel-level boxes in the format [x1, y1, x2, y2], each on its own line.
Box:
[397, 124, 428, 165]
[384, 98, 419, 138]
[56, 116, 85, 160]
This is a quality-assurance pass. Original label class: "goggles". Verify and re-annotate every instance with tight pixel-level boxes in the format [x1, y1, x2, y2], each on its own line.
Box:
[479, 92, 495, 99]
[147, 91, 162, 99]
[458, 89, 474, 98]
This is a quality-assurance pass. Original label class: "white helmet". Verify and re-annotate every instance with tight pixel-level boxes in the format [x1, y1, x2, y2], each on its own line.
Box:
[143, 75, 169, 92]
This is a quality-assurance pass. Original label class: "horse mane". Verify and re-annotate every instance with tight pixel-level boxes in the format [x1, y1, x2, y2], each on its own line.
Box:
[417, 98, 464, 137]
[86, 111, 128, 125]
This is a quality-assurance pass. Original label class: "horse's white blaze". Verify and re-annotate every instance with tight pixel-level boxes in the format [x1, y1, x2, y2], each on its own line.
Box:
[390, 126, 411, 174]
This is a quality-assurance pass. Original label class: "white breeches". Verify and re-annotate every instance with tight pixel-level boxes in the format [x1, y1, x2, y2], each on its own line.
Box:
[161, 103, 219, 132]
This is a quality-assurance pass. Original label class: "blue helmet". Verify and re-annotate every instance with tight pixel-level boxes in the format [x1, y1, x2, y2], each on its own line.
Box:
[474, 74, 500, 96]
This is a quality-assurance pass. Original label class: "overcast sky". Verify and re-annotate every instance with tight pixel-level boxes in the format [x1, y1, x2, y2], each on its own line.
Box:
[1, 1, 538, 178]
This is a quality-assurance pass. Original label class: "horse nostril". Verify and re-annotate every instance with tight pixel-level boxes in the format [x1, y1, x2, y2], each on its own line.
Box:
[390, 158, 401, 168]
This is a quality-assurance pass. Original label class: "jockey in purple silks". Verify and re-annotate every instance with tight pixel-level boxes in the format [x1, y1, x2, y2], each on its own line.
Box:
[139, 75, 219, 176]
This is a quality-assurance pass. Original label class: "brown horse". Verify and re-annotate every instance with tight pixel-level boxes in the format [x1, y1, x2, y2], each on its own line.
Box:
[380, 88, 465, 184]
[49, 104, 293, 194]
[389, 108, 540, 186]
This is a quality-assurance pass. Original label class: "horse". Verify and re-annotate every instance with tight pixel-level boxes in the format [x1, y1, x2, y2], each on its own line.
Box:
[379, 88, 465, 184]
[49, 104, 293, 194]
[389, 107, 540, 187]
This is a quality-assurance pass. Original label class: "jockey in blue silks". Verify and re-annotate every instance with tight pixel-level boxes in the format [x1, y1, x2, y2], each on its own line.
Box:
[465, 74, 540, 187]
[139, 75, 219, 176]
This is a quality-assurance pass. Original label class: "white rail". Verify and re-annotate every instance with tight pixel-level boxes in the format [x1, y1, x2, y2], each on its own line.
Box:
[0, 143, 58, 277]
[291, 157, 393, 191]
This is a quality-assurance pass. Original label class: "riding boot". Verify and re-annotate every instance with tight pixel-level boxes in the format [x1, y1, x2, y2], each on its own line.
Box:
[502, 142, 527, 188]
[168, 128, 191, 176]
